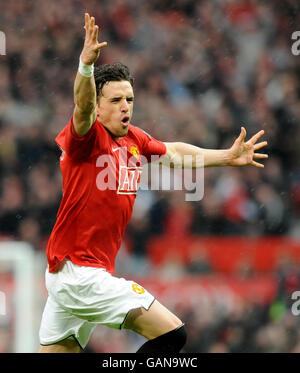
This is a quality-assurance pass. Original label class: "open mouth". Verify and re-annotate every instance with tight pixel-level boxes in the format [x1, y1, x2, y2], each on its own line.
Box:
[121, 116, 130, 125]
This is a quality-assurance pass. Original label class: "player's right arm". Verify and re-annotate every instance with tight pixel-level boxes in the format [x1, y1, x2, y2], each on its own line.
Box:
[73, 13, 107, 136]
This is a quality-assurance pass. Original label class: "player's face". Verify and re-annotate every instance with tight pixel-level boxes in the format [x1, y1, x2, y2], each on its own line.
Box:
[96, 80, 134, 139]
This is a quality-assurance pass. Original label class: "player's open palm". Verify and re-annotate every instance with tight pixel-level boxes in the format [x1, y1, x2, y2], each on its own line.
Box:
[80, 13, 107, 65]
[229, 127, 268, 168]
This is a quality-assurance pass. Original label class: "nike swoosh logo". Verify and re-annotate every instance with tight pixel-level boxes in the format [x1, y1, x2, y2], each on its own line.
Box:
[112, 147, 121, 152]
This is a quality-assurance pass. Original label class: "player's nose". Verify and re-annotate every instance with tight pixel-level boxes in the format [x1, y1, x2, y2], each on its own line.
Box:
[120, 99, 129, 112]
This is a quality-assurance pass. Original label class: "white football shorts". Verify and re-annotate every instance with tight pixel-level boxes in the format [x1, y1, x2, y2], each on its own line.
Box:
[39, 260, 155, 349]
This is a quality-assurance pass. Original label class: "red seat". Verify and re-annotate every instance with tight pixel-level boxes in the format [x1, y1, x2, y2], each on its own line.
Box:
[191, 236, 249, 273]
[146, 235, 300, 273]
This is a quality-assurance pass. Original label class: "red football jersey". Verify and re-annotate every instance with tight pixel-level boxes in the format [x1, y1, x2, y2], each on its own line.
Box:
[46, 117, 166, 273]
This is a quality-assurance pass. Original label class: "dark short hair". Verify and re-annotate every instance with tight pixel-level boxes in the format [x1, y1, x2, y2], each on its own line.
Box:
[94, 62, 134, 98]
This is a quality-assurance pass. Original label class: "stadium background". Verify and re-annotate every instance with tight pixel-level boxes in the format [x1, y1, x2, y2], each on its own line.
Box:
[0, 0, 300, 352]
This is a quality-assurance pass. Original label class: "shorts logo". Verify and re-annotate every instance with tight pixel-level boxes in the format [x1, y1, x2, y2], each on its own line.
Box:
[129, 146, 140, 159]
[132, 283, 145, 294]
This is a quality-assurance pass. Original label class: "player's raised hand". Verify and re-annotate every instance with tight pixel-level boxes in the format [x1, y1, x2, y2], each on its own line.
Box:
[229, 127, 268, 168]
[80, 13, 107, 65]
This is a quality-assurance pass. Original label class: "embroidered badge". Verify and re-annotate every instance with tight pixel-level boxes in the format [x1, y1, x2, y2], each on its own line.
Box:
[129, 146, 140, 159]
[132, 283, 145, 294]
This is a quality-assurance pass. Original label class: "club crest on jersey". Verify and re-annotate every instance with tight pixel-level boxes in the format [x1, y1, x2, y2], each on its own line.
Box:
[129, 146, 140, 159]
[132, 283, 145, 294]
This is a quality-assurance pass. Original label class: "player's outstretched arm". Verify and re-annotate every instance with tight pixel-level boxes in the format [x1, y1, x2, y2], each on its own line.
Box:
[73, 13, 107, 136]
[162, 127, 268, 168]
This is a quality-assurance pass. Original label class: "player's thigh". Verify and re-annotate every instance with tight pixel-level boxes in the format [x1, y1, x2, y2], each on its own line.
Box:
[39, 337, 81, 353]
[124, 299, 183, 340]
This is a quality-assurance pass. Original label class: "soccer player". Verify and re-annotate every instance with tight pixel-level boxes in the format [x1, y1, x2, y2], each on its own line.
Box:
[38, 13, 268, 353]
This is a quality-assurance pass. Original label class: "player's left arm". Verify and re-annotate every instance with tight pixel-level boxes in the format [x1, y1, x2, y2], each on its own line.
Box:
[162, 127, 268, 168]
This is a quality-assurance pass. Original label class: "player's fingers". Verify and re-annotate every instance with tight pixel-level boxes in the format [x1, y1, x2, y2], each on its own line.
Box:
[92, 25, 99, 42]
[253, 141, 268, 150]
[86, 16, 94, 37]
[96, 41, 108, 49]
[253, 153, 268, 159]
[251, 160, 264, 168]
[84, 13, 90, 31]
[90, 17, 95, 34]
[249, 130, 265, 145]
[236, 126, 247, 143]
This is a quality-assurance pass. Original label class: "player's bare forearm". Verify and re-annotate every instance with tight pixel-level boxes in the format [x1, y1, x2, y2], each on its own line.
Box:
[73, 13, 107, 136]
[163, 127, 268, 169]
[164, 142, 232, 168]
[73, 72, 97, 135]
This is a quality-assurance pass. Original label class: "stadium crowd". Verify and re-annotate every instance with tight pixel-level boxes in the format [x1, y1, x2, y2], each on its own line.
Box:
[0, 0, 300, 353]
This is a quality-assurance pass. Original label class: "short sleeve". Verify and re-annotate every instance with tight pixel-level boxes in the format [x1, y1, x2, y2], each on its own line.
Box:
[55, 116, 102, 161]
[136, 128, 166, 163]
